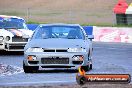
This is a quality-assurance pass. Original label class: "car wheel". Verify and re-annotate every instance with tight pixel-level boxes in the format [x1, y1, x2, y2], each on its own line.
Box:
[23, 62, 39, 73]
[81, 66, 89, 72]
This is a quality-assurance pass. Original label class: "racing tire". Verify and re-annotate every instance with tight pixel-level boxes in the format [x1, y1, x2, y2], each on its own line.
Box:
[23, 62, 39, 73]
[81, 66, 89, 72]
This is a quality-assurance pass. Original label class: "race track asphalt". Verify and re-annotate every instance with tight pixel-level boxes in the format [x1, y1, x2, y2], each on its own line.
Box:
[0, 42, 132, 86]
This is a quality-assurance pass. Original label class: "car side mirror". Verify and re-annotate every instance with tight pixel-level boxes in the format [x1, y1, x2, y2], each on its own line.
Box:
[88, 35, 94, 39]
[86, 35, 94, 41]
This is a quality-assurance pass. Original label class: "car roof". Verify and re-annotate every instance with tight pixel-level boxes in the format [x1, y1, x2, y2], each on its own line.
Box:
[0, 15, 25, 21]
[39, 23, 81, 27]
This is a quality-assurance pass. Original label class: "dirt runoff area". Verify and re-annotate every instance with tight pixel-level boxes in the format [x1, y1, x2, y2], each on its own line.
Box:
[0, 84, 132, 88]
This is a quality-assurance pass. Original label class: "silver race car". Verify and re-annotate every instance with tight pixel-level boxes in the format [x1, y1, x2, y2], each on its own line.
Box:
[23, 23, 94, 73]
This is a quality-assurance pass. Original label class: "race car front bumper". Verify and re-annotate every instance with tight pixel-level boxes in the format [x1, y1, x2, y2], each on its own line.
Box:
[23, 52, 91, 70]
[5, 42, 27, 51]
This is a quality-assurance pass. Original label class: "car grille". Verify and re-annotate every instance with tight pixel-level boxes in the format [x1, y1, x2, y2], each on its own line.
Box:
[12, 37, 28, 42]
[43, 49, 67, 52]
[9, 46, 24, 49]
[41, 57, 69, 64]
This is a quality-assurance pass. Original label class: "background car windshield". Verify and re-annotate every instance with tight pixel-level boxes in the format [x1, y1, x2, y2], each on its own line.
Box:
[33, 25, 84, 39]
[0, 18, 27, 29]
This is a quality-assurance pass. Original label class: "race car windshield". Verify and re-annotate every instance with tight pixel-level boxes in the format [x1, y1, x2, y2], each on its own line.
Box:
[33, 25, 84, 39]
[0, 19, 27, 29]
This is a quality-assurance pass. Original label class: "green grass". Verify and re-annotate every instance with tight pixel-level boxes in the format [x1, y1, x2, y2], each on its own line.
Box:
[27, 20, 132, 27]
[112, 24, 132, 27]
[27, 20, 48, 24]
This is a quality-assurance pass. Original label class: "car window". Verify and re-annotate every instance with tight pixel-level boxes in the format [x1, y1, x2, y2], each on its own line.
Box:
[0, 18, 27, 29]
[33, 25, 84, 39]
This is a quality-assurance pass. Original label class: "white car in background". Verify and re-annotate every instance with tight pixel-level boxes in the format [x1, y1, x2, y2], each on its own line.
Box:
[0, 15, 33, 51]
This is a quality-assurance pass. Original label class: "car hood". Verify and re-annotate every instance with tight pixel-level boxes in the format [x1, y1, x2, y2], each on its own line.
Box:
[0, 29, 33, 37]
[25, 39, 89, 50]
[0, 29, 14, 37]
[18, 29, 33, 38]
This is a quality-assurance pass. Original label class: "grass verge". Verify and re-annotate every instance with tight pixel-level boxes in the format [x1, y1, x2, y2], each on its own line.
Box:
[27, 21, 132, 27]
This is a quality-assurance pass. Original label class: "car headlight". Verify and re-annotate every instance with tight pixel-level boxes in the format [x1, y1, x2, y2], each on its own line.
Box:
[26, 48, 43, 52]
[67, 48, 86, 52]
[0, 36, 4, 42]
[6, 36, 10, 41]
